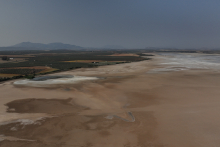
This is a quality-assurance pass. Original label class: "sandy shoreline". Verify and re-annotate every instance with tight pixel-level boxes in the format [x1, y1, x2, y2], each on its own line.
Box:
[0, 54, 220, 146]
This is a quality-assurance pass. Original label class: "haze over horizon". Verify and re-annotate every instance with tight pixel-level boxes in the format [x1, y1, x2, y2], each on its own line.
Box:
[0, 0, 220, 49]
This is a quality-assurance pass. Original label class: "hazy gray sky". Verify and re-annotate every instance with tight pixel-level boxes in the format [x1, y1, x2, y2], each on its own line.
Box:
[0, 0, 220, 48]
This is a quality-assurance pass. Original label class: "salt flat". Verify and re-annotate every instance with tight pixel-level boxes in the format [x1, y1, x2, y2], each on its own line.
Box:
[1, 53, 220, 147]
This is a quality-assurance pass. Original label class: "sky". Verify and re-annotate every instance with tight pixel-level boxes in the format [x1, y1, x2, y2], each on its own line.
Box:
[0, 0, 220, 48]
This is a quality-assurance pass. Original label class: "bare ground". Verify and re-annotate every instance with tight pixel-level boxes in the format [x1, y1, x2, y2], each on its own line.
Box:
[0, 55, 220, 146]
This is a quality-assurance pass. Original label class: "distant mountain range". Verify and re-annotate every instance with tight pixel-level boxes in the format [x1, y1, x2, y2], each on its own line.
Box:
[0, 42, 128, 51]
[12, 42, 125, 50]
[0, 42, 220, 51]
[12, 42, 83, 50]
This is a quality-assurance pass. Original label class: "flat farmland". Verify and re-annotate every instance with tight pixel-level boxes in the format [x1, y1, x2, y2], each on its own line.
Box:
[0, 50, 150, 80]
[0, 50, 148, 71]
[0, 74, 20, 78]
[0, 67, 58, 77]
[0, 58, 27, 63]
[63, 60, 126, 63]
[106, 53, 139, 56]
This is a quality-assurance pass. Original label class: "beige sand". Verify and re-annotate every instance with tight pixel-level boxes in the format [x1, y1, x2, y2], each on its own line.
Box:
[0, 54, 220, 147]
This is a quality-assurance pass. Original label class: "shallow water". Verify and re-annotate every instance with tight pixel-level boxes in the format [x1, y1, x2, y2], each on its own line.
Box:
[14, 75, 99, 87]
[32, 75, 73, 81]
[159, 53, 220, 68]
[148, 53, 220, 73]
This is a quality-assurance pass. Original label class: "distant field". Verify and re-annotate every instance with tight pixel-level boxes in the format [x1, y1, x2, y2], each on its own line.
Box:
[0, 55, 34, 57]
[0, 66, 58, 78]
[0, 74, 20, 78]
[0, 50, 149, 80]
[0, 58, 27, 63]
[63, 60, 126, 63]
[106, 53, 139, 57]
[64, 60, 103, 63]
[38, 68, 58, 74]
